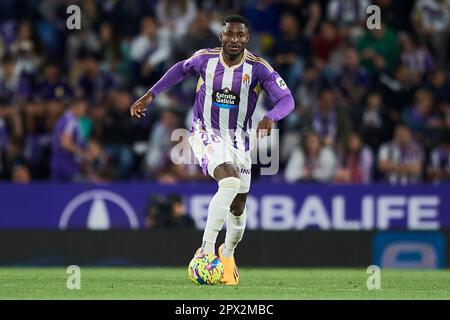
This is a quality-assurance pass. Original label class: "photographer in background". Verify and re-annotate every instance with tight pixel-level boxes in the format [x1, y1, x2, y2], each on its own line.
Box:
[144, 193, 195, 229]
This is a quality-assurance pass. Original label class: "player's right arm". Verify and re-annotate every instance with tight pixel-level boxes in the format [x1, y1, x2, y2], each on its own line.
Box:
[130, 50, 205, 118]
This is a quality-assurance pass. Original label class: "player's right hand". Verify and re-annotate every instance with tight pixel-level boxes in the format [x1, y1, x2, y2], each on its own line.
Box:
[130, 91, 153, 118]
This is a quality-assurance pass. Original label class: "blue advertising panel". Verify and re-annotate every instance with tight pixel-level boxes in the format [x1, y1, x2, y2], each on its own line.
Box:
[0, 183, 448, 230]
[373, 232, 446, 269]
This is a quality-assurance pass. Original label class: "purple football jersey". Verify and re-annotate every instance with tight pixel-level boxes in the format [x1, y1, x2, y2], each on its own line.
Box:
[150, 48, 294, 151]
[50, 112, 85, 181]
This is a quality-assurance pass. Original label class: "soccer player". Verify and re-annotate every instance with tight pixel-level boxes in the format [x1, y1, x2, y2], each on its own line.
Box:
[130, 15, 295, 285]
[51, 98, 89, 182]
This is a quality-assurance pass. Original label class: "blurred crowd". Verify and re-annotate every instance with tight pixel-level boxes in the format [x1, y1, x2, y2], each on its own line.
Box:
[0, 0, 449, 185]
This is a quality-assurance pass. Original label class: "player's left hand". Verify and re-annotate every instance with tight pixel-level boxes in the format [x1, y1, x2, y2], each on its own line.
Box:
[256, 117, 274, 138]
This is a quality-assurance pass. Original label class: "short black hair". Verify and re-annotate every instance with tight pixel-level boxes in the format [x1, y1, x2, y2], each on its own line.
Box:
[223, 14, 250, 30]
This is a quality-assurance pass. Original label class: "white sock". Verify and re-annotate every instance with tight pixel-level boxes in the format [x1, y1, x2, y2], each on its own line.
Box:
[223, 208, 247, 257]
[202, 177, 241, 254]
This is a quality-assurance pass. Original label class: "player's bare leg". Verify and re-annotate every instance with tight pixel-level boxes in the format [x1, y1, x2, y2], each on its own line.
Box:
[199, 163, 241, 257]
[218, 192, 247, 285]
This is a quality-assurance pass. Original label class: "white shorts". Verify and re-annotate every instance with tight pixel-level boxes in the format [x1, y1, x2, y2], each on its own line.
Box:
[189, 129, 252, 193]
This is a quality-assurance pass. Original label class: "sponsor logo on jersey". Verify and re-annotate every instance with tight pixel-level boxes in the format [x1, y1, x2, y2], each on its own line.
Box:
[213, 87, 240, 109]
[276, 77, 287, 89]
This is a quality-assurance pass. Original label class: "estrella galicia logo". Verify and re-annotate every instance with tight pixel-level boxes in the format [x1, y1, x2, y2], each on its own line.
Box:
[59, 190, 139, 230]
[213, 87, 240, 109]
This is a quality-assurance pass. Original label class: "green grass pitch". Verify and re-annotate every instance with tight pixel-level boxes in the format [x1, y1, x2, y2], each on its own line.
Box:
[0, 268, 449, 299]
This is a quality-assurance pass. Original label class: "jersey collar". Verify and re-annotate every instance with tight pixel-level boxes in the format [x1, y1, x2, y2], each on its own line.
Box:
[219, 49, 247, 70]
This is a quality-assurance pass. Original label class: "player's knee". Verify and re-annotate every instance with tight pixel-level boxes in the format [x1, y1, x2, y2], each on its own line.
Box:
[218, 176, 241, 194]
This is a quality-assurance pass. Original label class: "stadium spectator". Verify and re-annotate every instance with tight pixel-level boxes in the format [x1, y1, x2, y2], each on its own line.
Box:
[373, 0, 415, 32]
[129, 16, 171, 88]
[285, 131, 337, 183]
[399, 33, 434, 77]
[156, 0, 197, 40]
[294, 60, 331, 114]
[424, 69, 450, 105]
[0, 53, 30, 105]
[301, 87, 352, 148]
[327, 0, 369, 42]
[199, 0, 244, 17]
[98, 89, 137, 180]
[270, 12, 310, 89]
[144, 108, 181, 180]
[34, 61, 73, 101]
[279, 0, 322, 37]
[412, 0, 450, 68]
[98, 22, 130, 86]
[22, 99, 54, 180]
[359, 91, 393, 152]
[357, 21, 400, 74]
[334, 132, 373, 183]
[179, 11, 219, 58]
[327, 0, 370, 27]
[401, 89, 441, 143]
[378, 63, 418, 120]
[76, 52, 116, 106]
[444, 104, 450, 129]
[378, 124, 424, 184]
[428, 130, 450, 183]
[334, 46, 370, 116]
[65, 24, 100, 64]
[10, 20, 42, 75]
[312, 21, 342, 66]
[0, 53, 28, 138]
[243, 0, 280, 38]
[0, 116, 9, 178]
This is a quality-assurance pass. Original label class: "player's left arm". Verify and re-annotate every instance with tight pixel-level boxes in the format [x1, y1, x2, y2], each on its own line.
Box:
[256, 65, 295, 138]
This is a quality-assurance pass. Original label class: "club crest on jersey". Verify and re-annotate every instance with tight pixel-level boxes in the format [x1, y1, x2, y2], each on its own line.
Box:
[242, 73, 251, 87]
[213, 87, 240, 109]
